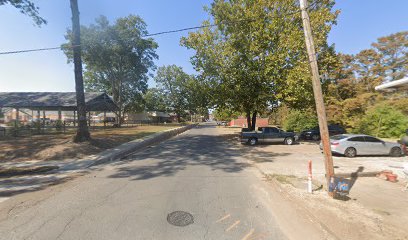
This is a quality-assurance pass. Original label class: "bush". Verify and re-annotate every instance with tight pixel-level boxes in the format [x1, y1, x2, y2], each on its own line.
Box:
[283, 110, 318, 132]
[355, 104, 408, 138]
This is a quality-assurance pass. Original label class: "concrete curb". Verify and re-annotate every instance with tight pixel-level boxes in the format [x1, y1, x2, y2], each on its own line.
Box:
[88, 124, 198, 167]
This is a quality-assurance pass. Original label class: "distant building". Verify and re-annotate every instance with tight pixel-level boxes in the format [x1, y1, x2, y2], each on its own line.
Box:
[0, 92, 118, 125]
[229, 116, 269, 127]
[2, 109, 76, 123]
[127, 111, 171, 123]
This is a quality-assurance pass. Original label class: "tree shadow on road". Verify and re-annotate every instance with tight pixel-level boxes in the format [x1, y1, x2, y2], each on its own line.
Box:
[108, 125, 292, 181]
[0, 174, 78, 197]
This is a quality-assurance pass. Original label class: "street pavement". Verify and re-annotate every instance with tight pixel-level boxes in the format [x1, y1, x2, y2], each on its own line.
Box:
[0, 125, 194, 202]
[0, 124, 288, 239]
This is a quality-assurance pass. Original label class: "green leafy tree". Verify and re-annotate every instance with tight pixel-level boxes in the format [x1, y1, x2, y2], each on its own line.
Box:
[182, 0, 338, 130]
[281, 31, 408, 134]
[282, 110, 318, 132]
[372, 31, 408, 81]
[148, 67, 210, 121]
[143, 88, 167, 112]
[326, 53, 358, 100]
[154, 65, 191, 122]
[386, 97, 408, 116]
[354, 49, 385, 92]
[184, 76, 211, 117]
[356, 104, 408, 138]
[62, 15, 158, 125]
[213, 108, 240, 122]
[0, 0, 46, 26]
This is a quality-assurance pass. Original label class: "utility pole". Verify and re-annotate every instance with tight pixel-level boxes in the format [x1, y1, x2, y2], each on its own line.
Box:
[299, 0, 334, 196]
[70, 0, 90, 142]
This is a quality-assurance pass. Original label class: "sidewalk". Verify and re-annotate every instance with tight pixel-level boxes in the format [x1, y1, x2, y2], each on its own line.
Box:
[0, 124, 196, 203]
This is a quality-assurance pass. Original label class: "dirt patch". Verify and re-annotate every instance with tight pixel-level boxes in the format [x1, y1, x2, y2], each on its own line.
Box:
[266, 174, 300, 185]
[0, 126, 175, 163]
[268, 176, 408, 240]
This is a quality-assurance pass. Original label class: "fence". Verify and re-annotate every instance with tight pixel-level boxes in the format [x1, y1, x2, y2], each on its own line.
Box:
[0, 120, 188, 138]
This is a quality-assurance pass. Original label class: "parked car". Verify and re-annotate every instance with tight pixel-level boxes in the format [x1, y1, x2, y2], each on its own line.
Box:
[217, 121, 228, 126]
[319, 134, 403, 157]
[300, 124, 346, 141]
[240, 126, 298, 146]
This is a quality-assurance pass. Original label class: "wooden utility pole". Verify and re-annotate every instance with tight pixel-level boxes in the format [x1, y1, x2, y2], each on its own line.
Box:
[70, 0, 90, 142]
[299, 0, 334, 194]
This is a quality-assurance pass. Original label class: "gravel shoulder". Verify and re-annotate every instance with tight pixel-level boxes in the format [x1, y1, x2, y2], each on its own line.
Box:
[223, 127, 408, 240]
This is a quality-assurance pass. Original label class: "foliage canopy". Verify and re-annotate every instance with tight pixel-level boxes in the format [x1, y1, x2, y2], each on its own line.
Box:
[182, 0, 339, 129]
[62, 15, 158, 119]
[0, 0, 46, 26]
[355, 104, 408, 138]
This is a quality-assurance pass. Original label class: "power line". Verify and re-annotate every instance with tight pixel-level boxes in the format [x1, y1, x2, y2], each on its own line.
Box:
[143, 18, 260, 37]
[0, 4, 316, 55]
[0, 21, 236, 55]
[144, 24, 218, 37]
[0, 45, 81, 55]
[0, 46, 61, 55]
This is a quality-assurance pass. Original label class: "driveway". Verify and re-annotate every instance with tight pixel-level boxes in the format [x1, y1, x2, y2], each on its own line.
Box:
[247, 140, 408, 181]
[0, 123, 328, 240]
[240, 135, 408, 238]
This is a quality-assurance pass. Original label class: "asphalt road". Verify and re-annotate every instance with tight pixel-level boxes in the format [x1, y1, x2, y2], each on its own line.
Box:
[0, 124, 291, 240]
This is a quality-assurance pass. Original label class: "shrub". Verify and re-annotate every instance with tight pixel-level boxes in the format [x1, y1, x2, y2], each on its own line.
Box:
[283, 110, 318, 132]
[355, 104, 408, 138]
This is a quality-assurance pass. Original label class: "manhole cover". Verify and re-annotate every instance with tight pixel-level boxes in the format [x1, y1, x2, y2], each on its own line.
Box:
[167, 211, 194, 227]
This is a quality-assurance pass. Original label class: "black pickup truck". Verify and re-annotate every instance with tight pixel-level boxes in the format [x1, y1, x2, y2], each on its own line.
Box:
[240, 127, 298, 146]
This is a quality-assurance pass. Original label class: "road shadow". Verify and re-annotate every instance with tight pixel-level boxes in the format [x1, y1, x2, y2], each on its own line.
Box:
[108, 125, 291, 181]
[0, 162, 91, 198]
[0, 173, 77, 197]
[244, 151, 291, 163]
[349, 166, 365, 190]
[0, 166, 59, 178]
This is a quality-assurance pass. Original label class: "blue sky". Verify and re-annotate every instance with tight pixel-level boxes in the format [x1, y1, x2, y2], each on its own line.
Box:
[0, 0, 407, 92]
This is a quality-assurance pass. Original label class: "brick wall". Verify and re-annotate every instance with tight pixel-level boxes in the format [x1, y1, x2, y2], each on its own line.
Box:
[230, 117, 269, 128]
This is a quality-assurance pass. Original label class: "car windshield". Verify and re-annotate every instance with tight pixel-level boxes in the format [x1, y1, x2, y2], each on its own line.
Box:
[330, 135, 348, 140]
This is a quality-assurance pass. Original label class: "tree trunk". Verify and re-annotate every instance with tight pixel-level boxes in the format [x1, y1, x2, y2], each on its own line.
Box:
[251, 111, 257, 131]
[118, 78, 123, 127]
[176, 113, 181, 123]
[70, 0, 90, 142]
[246, 111, 251, 129]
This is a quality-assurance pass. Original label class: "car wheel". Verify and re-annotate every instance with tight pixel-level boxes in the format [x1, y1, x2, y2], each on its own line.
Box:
[284, 137, 294, 145]
[248, 138, 258, 146]
[312, 134, 320, 141]
[390, 147, 401, 157]
[344, 147, 357, 158]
